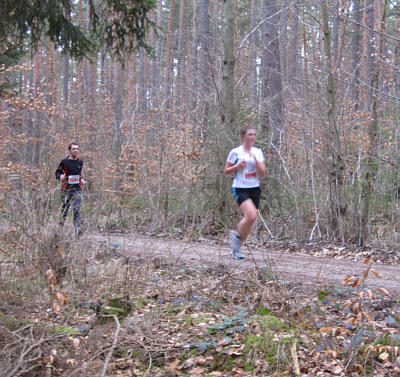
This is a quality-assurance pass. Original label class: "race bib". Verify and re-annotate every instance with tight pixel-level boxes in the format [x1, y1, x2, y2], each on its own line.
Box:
[68, 175, 80, 184]
[244, 169, 256, 180]
[244, 169, 257, 180]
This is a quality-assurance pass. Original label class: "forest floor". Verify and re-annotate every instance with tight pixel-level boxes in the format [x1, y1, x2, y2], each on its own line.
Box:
[3, 228, 400, 376]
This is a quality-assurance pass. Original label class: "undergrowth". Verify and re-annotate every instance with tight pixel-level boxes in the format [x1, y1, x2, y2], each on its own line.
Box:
[1, 219, 400, 376]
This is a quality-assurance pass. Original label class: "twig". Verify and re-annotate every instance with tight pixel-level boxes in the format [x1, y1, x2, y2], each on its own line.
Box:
[290, 340, 301, 376]
[258, 211, 274, 239]
[130, 338, 152, 377]
[5, 336, 46, 377]
[100, 314, 120, 377]
[0, 324, 26, 340]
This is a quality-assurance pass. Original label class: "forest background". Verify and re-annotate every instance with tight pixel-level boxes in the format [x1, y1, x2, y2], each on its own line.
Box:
[2, 0, 400, 247]
[4, 1, 400, 375]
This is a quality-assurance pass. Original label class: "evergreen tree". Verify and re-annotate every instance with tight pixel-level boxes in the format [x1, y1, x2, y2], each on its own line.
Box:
[0, 0, 156, 60]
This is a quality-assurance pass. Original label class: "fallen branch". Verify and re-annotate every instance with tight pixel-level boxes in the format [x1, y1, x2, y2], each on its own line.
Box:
[100, 314, 120, 377]
[5, 336, 46, 377]
[290, 340, 300, 376]
[130, 337, 152, 377]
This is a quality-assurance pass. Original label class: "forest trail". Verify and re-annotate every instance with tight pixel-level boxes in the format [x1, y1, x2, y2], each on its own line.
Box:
[89, 233, 400, 295]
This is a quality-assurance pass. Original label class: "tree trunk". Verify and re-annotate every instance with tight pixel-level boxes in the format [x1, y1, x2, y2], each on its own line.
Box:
[260, 0, 283, 147]
[359, 0, 388, 245]
[222, 0, 235, 132]
[332, 0, 340, 64]
[113, 60, 123, 192]
[151, 3, 163, 109]
[250, 0, 259, 104]
[138, 48, 148, 116]
[176, 0, 186, 108]
[351, 0, 362, 112]
[321, 0, 346, 241]
[63, 51, 69, 105]
[199, 0, 211, 138]
[288, 4, 299, 86]
[280, 0, 288, 90]
[190, 0, 199, 111]
[365, 0, 376, 102]
[165, 0, 175, 111]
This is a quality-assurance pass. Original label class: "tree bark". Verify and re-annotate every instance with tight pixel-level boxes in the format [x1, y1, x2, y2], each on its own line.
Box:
[190, 0, 199, 111]
[199, 0, 211, 137]
[365, 0, 376, 100]
[113, 60, 123, 191]
[151, 2, 163, 109]
[321, 0, 346, 241]
[165, 0, 175, 111]
[176, 0, 186, 106]
[63, 51, 69, 105]
[351, 0, 362, 112]
[359, 0, 388, 246]
[332, 0, 340, 64]
[138, 48, 148, 116]
[280, 0, 288, 89]
[250, 0, 259, 104]
[222, 0, 236, 132]
[288, 4, 299, 86]
[260, 0, 283, 147]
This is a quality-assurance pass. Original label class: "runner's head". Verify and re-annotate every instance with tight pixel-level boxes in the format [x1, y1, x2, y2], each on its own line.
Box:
[240, 127, 256, 147]
[68, 143, 79, 159]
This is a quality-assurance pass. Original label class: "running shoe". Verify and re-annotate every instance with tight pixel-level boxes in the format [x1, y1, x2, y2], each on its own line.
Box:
[231, 248, 244, 260]
[230, 231, 244, 260]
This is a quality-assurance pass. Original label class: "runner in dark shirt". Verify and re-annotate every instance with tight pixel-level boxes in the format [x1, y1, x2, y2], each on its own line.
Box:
[55, 143, 85, 235]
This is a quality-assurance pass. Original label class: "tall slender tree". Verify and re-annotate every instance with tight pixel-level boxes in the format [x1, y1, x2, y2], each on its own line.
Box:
[359, 0, 388, 245]
[321, 0, 346, 241]
[260, 0, 283, 147]
[199, 0, 211, 137]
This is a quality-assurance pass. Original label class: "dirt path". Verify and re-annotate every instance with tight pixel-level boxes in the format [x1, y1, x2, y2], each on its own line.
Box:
[90, 233, 400, 295]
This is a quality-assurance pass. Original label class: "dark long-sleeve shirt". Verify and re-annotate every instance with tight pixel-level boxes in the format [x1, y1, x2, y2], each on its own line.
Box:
[55, 157, 83, 190]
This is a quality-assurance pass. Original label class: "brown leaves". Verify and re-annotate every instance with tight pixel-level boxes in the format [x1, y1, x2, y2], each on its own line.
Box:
[378, 287, 390, 296]
[53, 292, 69, 305]
[365, 344, 400, 363]
[188, 366, 205, 375]
[43, 349, 57, 366]
[168, 356, 215, 375]
[45, 269, 53, 281]
[45, 269, 69, 319]
[342, 275, 361, 288]
[366, 289, 376, 300]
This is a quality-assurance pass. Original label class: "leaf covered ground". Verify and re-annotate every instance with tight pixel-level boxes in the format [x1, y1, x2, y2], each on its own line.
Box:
[1, 228, 400, 376]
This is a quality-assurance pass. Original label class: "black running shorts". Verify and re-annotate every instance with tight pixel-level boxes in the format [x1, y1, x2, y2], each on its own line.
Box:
[232, 187, 261, 208]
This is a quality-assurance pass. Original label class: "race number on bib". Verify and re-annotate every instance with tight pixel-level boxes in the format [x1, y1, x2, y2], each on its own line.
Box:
[68, 175, 80, 184]
[244, 169, 256, 180]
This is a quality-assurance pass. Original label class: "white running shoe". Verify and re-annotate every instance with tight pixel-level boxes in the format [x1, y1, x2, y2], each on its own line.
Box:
[230, 231, 244, 260]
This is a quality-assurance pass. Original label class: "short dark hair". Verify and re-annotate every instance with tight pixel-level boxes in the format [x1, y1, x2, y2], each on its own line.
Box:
[239, 126, 256, 138]
[68, 143, 79, 150]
